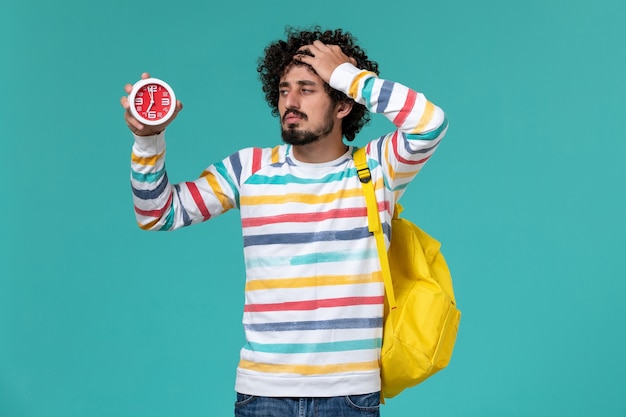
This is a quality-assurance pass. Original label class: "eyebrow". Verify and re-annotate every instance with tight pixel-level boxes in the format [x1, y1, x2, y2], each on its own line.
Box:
[279, 80, 318, 88]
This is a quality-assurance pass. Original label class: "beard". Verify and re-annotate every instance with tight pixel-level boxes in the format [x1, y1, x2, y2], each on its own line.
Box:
[280, 109, 335, 146]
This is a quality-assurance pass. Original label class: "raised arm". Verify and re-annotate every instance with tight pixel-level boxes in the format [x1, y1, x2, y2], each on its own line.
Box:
[121, 74, 237, 231]
[296, 42, 448, 192]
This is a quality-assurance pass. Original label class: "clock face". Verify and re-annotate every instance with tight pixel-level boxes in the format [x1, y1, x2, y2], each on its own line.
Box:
[129, 78, 176, 125]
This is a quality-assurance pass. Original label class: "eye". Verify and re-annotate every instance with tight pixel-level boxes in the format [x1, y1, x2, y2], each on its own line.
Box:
[279, 89, 289, 96]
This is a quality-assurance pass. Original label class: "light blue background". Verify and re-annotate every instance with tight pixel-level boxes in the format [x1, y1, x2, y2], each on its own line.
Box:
[1, 0, 625, 416]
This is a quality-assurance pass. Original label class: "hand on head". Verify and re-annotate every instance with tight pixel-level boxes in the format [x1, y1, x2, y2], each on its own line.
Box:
[294, 41, 357, 83]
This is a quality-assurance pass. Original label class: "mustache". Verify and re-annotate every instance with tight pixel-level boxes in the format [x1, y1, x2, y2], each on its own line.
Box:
[282, 109, 308, 122]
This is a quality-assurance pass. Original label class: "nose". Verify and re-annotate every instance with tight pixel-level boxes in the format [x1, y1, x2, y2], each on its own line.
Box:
[283, 90, 300, 110]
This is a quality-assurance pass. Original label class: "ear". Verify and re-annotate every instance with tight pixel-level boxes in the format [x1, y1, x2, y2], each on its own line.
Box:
[335, 100, 353, 119]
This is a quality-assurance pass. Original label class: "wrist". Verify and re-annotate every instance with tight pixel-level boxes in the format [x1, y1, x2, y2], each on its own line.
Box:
[133, 130, 166, 153]
[329, 63, 366, 98]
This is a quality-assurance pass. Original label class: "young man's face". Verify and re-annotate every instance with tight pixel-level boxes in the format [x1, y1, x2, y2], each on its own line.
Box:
[278, 64, 338, 146]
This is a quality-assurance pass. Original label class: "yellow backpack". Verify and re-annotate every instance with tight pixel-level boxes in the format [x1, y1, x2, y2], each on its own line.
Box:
[354, 147, 461, 400]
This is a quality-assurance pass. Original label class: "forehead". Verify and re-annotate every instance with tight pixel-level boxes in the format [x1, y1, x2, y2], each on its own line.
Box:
[279, 63, 323, 85]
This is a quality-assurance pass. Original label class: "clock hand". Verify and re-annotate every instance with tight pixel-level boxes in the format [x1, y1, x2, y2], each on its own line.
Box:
[146, 87, 155, 113]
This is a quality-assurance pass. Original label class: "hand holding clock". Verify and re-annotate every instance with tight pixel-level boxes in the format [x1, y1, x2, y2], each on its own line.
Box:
[121, 72, 183, 136]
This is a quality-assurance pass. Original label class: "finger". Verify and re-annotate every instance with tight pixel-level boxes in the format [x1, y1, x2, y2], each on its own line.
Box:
[120, 95, 129, 109]
[125, 111, 144, 132]
[329, 45, 345, 54]
[297, 41, 326, 56]
[312, 40, 328, 50]
[296, 46, 314, 57]
[124, 83, 133, 94]
[141, 72, 151, 79]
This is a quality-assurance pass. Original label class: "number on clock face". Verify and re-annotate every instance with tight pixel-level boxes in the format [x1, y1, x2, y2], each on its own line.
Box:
[133, 83, 171, 121]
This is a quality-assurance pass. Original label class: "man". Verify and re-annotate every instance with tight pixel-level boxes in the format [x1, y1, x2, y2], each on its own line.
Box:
[121, 27, 447, 417]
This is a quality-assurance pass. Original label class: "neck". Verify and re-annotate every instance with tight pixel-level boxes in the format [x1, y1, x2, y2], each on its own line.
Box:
[291, 132, 348, 163]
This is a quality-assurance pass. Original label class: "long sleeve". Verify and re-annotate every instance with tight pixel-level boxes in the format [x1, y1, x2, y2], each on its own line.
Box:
[130, 132, 239, 231]
[329, 63, 448, 194]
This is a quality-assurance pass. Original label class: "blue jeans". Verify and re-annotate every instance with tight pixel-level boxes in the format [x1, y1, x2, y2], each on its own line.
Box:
[234, 392, 380, 417]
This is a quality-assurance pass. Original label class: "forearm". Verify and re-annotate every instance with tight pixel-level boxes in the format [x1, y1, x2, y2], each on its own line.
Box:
[130, 132, 176, 230]
[329, 63, 447, 137]
[330, 63, 448, 191]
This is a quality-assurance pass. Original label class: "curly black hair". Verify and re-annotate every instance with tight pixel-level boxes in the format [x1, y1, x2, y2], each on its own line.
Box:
[257, 26, 379, 142]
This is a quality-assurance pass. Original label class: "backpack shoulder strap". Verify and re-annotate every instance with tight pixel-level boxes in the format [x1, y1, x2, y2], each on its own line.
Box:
[354, 148, 397, 310]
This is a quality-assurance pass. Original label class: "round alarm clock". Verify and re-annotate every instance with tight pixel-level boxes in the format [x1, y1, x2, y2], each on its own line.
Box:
[128, 77, 177, 126]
